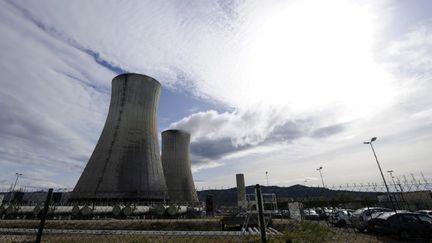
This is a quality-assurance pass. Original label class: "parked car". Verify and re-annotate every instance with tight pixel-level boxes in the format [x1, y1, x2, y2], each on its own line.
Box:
[303, 208, 319, 220]
[314, 207, 327, 220]
[416, 210, 432, 217]
[323, 207, 333, 220]
[370, 210, 408, 222]
[329, 209, 353, 227]
[350, 207, 393, 231]
[369, 212, 432, 240]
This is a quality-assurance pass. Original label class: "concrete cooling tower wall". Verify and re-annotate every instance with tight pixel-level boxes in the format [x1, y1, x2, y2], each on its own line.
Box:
[161, 130, 198, 203]
[71, 73, 167, 201]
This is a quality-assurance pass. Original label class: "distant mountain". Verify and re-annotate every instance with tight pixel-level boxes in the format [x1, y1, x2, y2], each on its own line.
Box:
[197, 184, 380, 207]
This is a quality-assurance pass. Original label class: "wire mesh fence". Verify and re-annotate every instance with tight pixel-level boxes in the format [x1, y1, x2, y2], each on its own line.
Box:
[0, 178, 431, 242]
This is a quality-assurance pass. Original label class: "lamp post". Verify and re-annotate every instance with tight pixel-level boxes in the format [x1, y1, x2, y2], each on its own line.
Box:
[265, 171, 269, 186]
[316, 167, 325, 188]
[363, 137, 395, 210]
[9, 172, 23, 203]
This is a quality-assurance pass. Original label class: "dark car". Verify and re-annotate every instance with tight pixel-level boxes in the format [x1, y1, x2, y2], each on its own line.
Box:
[417, 210, 432, 217]
[315, 208, 327, 220]
[370, 212, 432, 240]
[303, 209, 319, 220]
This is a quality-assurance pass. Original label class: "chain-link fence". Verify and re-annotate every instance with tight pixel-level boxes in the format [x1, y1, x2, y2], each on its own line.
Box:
[1, 178, 431, 242]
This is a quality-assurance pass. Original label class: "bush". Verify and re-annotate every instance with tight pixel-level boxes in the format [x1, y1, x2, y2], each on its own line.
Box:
[282, 221, 334, 243]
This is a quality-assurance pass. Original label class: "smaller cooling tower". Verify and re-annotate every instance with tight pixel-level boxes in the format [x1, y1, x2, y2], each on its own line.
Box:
[161, 130, 198, 203]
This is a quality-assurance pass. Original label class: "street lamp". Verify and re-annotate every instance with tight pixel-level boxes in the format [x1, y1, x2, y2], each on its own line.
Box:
[9, 172, 23, 203]
[265, 171, 269, 186]
[316, 166, 325, 188]
[363, 137, 395, 210]
[11, 173, 22, 192]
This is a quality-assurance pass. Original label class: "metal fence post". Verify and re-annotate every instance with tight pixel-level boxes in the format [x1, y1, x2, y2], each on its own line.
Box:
[255, 184, 267, 243]
[36, 188, 53, 243]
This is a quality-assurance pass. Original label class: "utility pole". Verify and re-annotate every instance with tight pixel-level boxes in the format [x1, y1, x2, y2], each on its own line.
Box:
[363, 137, 395, 210]
[316, 167, 325, 188]
[265, 171, 269, 187]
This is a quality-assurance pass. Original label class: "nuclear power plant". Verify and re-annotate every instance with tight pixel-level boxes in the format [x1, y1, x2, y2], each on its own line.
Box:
[71, 73, 168, 201]
[161, 129, 198, 203]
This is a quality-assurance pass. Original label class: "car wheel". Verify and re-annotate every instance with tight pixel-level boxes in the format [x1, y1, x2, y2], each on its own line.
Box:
[399, 230, 412, 241]
[338, 220, 346, 227]
[366, 224, 375, 234]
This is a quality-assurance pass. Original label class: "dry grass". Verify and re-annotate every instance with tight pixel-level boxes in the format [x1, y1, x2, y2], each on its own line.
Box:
[0, 218, 221, 231]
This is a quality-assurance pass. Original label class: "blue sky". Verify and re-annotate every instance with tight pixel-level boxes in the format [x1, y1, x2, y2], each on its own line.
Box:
[1, 0, 432, 190]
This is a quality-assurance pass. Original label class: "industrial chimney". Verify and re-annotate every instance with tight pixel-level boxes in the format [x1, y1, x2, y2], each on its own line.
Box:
[161, 129, 198, 203]
[236, 173, 247, 209]
[71, 73, 167, 201]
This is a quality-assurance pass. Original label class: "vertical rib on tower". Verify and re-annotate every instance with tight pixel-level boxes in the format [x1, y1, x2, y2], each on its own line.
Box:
[71, 73, 167, 201]
[161, 130, 198, 203]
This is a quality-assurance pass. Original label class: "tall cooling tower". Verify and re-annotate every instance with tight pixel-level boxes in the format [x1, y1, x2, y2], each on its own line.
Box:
[71, 73, 167, 201]
[161, 130, 198, 203]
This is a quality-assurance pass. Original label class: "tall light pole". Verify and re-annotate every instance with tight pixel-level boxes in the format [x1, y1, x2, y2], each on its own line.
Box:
[364, 137, 395, 210]
[265, 171, 269, 186]
[9, 172, 23, 203]
[316, 167, 325, 188]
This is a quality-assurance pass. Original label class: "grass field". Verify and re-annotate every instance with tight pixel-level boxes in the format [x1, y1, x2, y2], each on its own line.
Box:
[0, 218, 422, 242]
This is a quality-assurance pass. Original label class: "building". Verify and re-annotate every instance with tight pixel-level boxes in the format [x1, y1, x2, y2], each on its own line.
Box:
[71, 73, 167, 201]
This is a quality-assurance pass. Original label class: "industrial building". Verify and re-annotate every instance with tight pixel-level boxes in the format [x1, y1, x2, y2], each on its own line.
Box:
[71, 73, 167, 201]
[236, 174, 247, 209]
[161, 129, 198, 203]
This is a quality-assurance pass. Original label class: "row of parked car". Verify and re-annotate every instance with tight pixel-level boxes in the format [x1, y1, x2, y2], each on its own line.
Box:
[303, 207, 333, 220]
[303, 207, 432, 240]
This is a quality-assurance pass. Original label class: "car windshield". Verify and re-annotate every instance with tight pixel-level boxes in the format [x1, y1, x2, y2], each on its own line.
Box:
[353, 208, 364, 215]
[418, 215, 432, 224]
[402, 214, 419, 223]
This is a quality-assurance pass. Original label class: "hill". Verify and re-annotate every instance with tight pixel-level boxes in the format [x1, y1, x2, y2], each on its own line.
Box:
[197, 184, 380, 207]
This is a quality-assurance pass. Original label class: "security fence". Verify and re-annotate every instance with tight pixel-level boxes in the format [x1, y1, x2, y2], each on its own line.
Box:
[0, 178, 431, 242]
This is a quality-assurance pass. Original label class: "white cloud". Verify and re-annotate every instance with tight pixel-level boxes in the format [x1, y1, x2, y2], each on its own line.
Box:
[169, 108, 347, 164]
[0, 0, 114, 188]
[6, 1, 397, 116]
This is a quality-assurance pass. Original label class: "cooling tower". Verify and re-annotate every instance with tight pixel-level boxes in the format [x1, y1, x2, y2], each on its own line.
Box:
[71, 73, 167, 201]
[161, 130, 198, 203]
